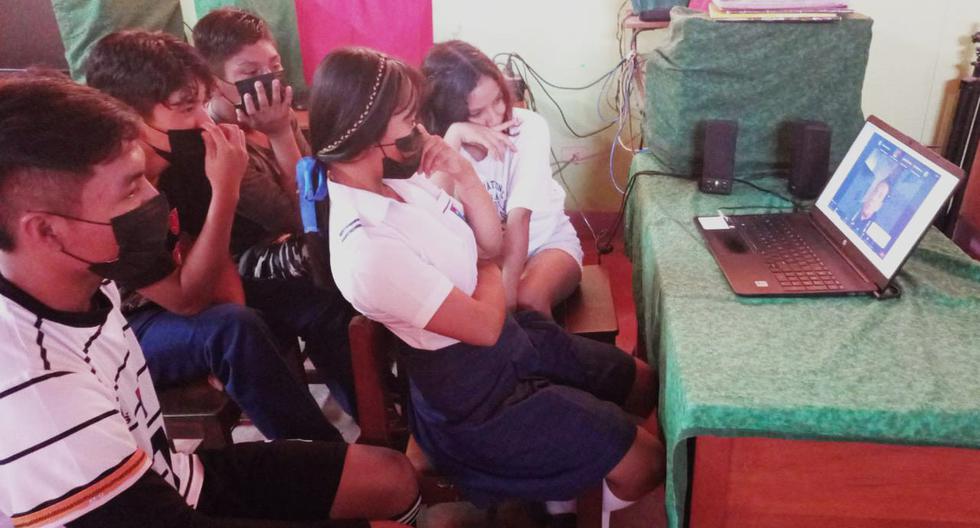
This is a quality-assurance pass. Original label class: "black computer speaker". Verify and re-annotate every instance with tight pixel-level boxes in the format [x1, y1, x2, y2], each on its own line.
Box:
[700, 120, 737, 195]
[789, 121, 831, 200]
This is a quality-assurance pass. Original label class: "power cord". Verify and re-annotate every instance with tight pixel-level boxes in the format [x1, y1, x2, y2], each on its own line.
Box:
[493, 52, 624, 138]
[733, 178, 799, 206]
[596, 169, 689, 256]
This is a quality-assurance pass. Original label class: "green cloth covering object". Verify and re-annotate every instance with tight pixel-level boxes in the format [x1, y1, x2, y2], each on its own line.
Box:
[625, 153, 980, 528]
[643, 8, 873, 179]
[51, 0, 184, 81]
[192, 0, 308, 96]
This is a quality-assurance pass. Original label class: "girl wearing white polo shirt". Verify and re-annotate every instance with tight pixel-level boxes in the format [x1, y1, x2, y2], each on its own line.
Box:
[421, 40, 584, 319]
[305, 47, 664, 519]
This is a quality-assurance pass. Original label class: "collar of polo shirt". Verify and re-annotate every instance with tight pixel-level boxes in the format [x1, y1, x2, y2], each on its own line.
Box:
[326, 177, 393, 226]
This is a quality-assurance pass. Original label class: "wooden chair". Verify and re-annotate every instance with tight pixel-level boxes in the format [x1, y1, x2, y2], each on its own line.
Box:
[350, 264, 619, 526]
[349, 315, 459, 503]
[952, 138, 980, 260]
[158, 377, 240, 449]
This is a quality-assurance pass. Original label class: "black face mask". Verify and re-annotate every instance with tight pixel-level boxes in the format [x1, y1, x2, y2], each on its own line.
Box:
[150, 128, 206, 165]
[379, 127, 423, 180]
[55, 194, 177, 290]
[149, 127, 212, 236]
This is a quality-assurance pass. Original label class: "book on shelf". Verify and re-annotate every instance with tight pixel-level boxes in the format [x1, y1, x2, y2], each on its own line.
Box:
[708, 2, 847, 22]
[713, 0, 848, 10]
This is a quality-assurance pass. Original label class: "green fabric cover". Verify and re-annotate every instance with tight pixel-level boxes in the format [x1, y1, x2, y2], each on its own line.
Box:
[625, 154, 980, 528]
[643, 8, 873, 178]
[51, 0, 184, 81]
[192, 0, 307, 95]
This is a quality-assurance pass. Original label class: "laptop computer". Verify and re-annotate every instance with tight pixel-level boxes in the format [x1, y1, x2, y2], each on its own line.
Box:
[697, 116, 963, 297]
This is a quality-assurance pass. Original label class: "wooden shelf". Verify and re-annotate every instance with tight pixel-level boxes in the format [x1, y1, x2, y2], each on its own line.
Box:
[623, 14, 670, 30]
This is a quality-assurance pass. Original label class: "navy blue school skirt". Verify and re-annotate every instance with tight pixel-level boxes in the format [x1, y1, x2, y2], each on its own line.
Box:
[398, 311, 637, 506]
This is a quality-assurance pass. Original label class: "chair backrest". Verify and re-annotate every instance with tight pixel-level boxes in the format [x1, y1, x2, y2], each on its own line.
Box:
[349, 315, 467, 504]
[349, 315, 409, 448]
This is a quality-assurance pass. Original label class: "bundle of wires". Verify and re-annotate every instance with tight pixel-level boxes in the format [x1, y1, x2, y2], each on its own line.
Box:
[490, 1, 651, 255]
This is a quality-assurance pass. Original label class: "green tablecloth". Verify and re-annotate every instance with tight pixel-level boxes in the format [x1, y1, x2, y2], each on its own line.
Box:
[625, 154, 980, 528]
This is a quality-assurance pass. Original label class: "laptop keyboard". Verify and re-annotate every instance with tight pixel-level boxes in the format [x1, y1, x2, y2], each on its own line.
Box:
[740, 216, 844, 292]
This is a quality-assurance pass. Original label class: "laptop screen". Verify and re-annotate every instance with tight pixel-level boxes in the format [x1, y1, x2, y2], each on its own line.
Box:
[815, 119, 960, 279]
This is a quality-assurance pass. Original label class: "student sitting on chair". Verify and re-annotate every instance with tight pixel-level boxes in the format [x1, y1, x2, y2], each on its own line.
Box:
[422, 40, 583, 319]
[0, 73, 418, 527]
[193, 7, 358, 417]
[305, 47, 665, 523]
[84, 30, 348, 442]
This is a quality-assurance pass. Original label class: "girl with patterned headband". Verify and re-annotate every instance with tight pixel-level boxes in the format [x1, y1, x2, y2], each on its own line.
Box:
[303, 47, 665, 523]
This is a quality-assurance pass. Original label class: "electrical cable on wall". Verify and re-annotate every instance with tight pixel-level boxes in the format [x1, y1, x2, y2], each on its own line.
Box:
[494, 52, 625, 139]
[495, 30, 650, 256]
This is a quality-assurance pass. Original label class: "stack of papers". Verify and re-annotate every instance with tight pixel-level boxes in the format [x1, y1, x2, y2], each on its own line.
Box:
[709, 0, 851, 22]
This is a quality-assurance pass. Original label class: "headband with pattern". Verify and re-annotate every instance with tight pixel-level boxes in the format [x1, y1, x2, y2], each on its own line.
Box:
[316, 54, 388, 158]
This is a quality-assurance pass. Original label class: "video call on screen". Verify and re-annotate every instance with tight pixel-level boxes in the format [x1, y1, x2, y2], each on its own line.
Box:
[828, 133, 940, 258]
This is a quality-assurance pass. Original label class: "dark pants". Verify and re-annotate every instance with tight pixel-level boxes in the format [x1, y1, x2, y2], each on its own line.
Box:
[241, 276, 357, 418]
[128, 303, 343, 442]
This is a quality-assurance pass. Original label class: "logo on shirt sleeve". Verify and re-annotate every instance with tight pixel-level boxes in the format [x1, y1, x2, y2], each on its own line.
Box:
[339, 218, 364, 242]
[449, 204, 465, 221]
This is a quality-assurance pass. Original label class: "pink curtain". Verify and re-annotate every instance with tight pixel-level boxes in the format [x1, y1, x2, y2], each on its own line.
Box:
[294, 0, 434, 83]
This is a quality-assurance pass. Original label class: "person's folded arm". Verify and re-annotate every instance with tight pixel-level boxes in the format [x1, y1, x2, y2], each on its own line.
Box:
[348, 237, 505, 347]
[499, 209, 530, 311]
[418, 128, 502, 258]
[424, 260, 505, 347]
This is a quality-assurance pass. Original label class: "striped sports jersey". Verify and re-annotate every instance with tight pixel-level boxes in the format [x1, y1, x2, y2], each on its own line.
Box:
[0, 276, 202, 527]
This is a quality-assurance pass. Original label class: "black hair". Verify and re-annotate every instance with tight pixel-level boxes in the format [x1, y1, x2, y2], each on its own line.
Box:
[308, 47, 423, 164]
[421, 40, 513, 136]
[192, 7, 275, 75]
[84, 30, 214, 117]
[0, 72, 140, 250]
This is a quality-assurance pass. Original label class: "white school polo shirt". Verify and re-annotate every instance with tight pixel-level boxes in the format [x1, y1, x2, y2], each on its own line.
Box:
[328, 175, 479, 351]
[460, 107, 568, 254]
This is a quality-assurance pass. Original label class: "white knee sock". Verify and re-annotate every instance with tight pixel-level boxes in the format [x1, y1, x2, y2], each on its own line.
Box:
[545, 499, 577, 515]
[602, 479, 636, 513]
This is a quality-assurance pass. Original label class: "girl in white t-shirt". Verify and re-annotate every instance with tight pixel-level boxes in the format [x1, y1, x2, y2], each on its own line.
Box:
[305, 47, 664, 519]
[421, 40, 584, 319]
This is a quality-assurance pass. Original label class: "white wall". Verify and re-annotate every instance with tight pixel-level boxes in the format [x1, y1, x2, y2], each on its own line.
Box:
[433, 0, 979, 211]
[433, 0, 640, 211]
[850, 0, 980, 149]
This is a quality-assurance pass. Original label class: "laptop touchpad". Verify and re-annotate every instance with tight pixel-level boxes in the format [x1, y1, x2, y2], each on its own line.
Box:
[720, 230, 750, 254]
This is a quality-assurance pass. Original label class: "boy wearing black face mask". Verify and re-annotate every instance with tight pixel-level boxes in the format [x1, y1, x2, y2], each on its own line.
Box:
[84, 30, 352, 442]
[0, 73, 420, 528]
[194, 8, 361, 418]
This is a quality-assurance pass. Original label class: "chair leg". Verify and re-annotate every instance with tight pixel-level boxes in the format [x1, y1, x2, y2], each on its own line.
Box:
[577, 485, 603, 528]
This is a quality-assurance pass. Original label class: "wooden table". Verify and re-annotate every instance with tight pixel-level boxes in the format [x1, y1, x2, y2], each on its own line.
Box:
[624, 157, 980, 528]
